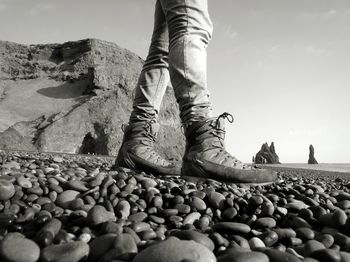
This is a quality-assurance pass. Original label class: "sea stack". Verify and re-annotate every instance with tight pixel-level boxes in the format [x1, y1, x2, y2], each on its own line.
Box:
[254, 142, 280, 164]
[308, 144, 318, 164]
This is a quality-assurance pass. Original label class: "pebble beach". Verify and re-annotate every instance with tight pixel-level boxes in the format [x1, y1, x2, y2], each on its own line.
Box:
[1, 149, 350, 262]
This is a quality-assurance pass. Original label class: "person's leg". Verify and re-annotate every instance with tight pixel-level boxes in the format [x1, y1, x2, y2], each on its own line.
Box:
[160, 0, 213, 124]
[160, 0, 277, 184]
[114, 0, 180, 176]
[129, 0, 170, 123]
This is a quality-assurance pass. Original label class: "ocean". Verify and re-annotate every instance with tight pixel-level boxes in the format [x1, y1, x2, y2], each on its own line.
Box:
[263, 163, 350, 173]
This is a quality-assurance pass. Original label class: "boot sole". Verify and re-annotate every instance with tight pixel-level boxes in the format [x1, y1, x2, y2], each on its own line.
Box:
[181, 158, 277, 186]
[181, 175, 275, 186]
[115, 148, 181, 177]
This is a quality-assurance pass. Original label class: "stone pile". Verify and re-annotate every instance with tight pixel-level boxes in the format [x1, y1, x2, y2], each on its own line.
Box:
[0, 150, 350, 262]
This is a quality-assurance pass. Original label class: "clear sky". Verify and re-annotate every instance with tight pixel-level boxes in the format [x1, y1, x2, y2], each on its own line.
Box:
[1, 0, 349, 163]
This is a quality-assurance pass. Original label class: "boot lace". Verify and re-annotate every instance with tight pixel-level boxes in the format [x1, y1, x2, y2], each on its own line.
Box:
[211, 112, 234, 146]
[144, 121, 157, 143]
[208, 112, 246, 167]
[141, 121, 172, 167]
[217, 112, 234, 125]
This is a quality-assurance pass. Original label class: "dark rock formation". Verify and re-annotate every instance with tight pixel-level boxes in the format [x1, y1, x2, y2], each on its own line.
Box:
[308, 144, 318, 164]
[0, 39, 184, 160]
[255, 142, 280, 164]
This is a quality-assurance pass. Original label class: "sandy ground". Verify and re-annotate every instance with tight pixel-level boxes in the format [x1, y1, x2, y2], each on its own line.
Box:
[265, 163, 350, 174]
[263, 165, 350, 181]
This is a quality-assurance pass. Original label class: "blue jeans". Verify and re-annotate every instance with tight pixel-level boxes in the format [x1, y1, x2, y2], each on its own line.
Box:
[129, 0, 213, 124]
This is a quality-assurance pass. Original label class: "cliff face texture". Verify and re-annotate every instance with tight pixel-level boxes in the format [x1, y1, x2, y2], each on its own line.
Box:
[0, 39, 184, 160]
[255, 142, 280, 164]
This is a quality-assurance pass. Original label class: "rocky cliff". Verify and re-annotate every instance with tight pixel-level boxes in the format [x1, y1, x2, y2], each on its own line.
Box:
[0, 39, 184, 160]
[255, 142, 280, 164]
[308, 144, 318, 164]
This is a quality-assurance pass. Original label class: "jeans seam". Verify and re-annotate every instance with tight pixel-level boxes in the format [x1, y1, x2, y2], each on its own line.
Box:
[183, 0, 192, 119]
[154, 69, 164, 110]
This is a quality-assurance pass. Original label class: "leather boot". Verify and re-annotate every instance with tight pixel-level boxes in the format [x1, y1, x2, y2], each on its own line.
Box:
[113, 121, 181, 176]
[182, 113, 277, 184]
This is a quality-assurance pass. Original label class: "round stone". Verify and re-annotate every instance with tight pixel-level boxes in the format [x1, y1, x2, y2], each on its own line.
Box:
[65, 180, 89, 192]
[87, 205, 116, 226]
[69, 198, 84, 210]
[115, 200, 131, 219]
[286, 201, 308, 211]
[139, 230, 157, 241]
[152, 196, 163, 207]
[218, 248, 269, 262]
[128, 212, 148, 223]
[261, 204, 275, 216]
[149, 215, 165, 224]
[287, 237, 302, 247]
[311, 248, 341, 262]
[249, 237, 266, 250]
[56, 190, 80, 209]
[208, 192, 226, 209]
[301, 240, 325, 257]
[274, 228, 296, 239]
[299, 208, 314, 220]
[315, 234, 334, 248]
[183, 212, 201, 225]
[303, 258, 319, 262]
[40, 241, 89, 262]
[99, 233, 137, 261]
[101, 221, 122, 234]
[258, 230, 279, 247]
[0, 232, 40, 262]
[309, 206, 327, 219]
[340, 252, 350, 261]
[132, 222, 151, 233]
[88, 233, 117, 261]
[171, 230, 215, 251]
[78, 233, 91, 243]
[132, 237, 216, 262]
[332, 209, 347, 227]
[141, 177, 157, 188]
[161, 209, 178, 217]
[249, 195, 264, 206]
[2, 161, 20, 170]
[190, 196, 207, 211]
[36, 218, 62, 247]
[230, 235, 250, 249]
[291, 217, 311, 228]
[212, 222, 251, 235]
[53, 156, 64, 163]
[175, 203, 191, 214]
[210, 232, 228, 247]
[0, 179, 15, 201]
[16, 176, 32, 188]
[336, 200, 350, 210]
[333, 232, 350, 249]
[264, 249, 302, 262]
[222, 207, 238, 220]
[335, 192, 350, 201]
[296, 227, 315, 240]
[254, 217, 276, 228]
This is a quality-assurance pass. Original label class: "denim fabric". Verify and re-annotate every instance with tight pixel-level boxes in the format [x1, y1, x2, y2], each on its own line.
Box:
[129, 0, 213, 124]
